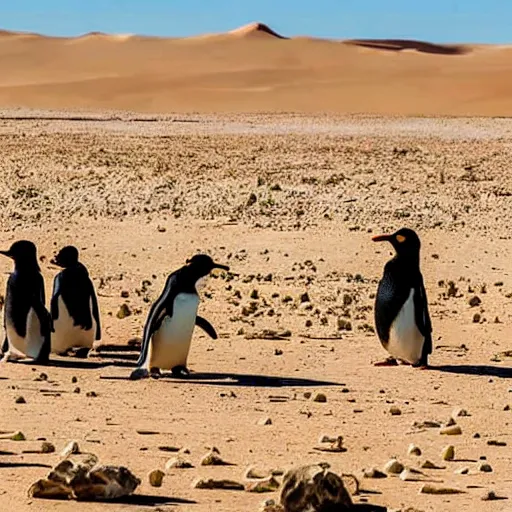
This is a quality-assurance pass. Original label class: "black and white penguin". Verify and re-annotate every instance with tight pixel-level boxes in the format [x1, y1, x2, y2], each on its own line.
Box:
[0, 241, 52, 363]
[372, 228, 432, 368]
[130, 254, 230, 380]
[50, 246, 101, 357]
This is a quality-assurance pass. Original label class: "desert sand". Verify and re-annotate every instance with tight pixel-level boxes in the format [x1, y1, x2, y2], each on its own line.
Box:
[0, 22, 512, 116]
[0, 111, 511, 511]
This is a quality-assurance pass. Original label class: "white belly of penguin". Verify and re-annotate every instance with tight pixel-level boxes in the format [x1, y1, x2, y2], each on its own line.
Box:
[149, 293, 199, 370]
[51, 296, 96, 354]
[387, 289, 424, 364]
[5, 308, 43, 359]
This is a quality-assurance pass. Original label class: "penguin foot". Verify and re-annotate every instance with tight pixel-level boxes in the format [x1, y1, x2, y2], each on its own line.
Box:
[171, 365, 190, 378]
[70, 347, 90, 359]
[373, 357, 398, 367]
[130, 368, 150, 380]
[150, 367, 162, 379]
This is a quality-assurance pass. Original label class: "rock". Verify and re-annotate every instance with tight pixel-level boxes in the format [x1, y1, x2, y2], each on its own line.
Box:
[314, 436, 346, 453]
[299, 292, 310, 303]
[481, 490, 500, 501]
[61, 441, 80, 457]
[384, 459, 404, 475]
[469, 296, 481, 307]
[478, 462, 493, 473]
[279, 464, 353, 511]
[452, 408, 469, 418]
[165, 456, 194, 470]
[440, 425, 462, 435]
[258, 417, 272, 426]
[442, 445, 455, 461]
[313, 393, 327, 403]
[444, 417, 457, 427]
[318, 434, 337, 444]
[260, 499, 283, 512]
[0, 431, 26, 441]
[420, 460, 445, 470]
[15, 396, 26, 404]
[245, 466, 270, 480]
[455, 467, 469, 475]
[487, 440, 507, 447]
[28, 455, 140, 501]
[420, 484, 464, 495]
[116, 303, 131, 319]
[41, 442, 55, 454]
[407, 444, 422, 456]
[193, 478, 244, 490]
[399, 468, 424, 482]
[148, 469, 165, 487]
[200, 450, 232, 466]
[246, 476, 280, 493]
[389, 406, 402, 416]
[363, 468, 387, 479]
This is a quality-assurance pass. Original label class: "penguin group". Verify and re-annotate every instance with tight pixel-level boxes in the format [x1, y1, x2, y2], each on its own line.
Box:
[0, 226, 434, 377]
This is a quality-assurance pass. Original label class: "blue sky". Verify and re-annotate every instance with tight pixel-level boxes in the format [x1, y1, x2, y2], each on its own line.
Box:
[1, 0, 510, 43]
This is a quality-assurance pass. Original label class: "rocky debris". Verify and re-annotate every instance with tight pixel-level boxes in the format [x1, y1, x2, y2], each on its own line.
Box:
[15, 396, 26, 404]
[420, 484, 465, 495]
[201, 449, 233, 466]
[440, 425, 462, 435]
[399, 468, 426, 482]
[481, 490, 505, 501]
[452, 408, 469, 418]
[193, 478, 244, 490]
[314, 436, 346, 453]
[41, 442, 56, 454]
[441, 445, 455, 461]
[279, 464, 353, 511]
[313, 393, 327, 403]
[363, 468, 387, 479]
[455, 467, 469, 475]
[28, 454, 140, 501]
[258, 417, 272, 426]
[469, 296, 481, 307]
[389, 406, 402, 416]
[148, 469, 165, 487]
[246, 476, 280, 493]
[165, 456, 194, 470]
[384, 459, 404, 475]
[407, 444, 422, 456]
[60, 441, 80, 457]
[478, 462, 493, 473]
[116, 303, 132, 319]
[245, 466, 270, 480]
[420, 460, 445, 470]
[0, 431, 25, 441]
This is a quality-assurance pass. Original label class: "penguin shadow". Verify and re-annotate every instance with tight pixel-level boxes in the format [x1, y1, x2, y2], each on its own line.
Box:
[13, 358, 110, 370]
[157, 371, 343, 388]
[111, 494, 196, 506]
[431, 364, 512, 379]
[0, 462, 52, 469]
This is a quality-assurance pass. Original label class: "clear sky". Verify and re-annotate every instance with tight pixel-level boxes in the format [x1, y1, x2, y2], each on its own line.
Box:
[1, 0, 510, 43]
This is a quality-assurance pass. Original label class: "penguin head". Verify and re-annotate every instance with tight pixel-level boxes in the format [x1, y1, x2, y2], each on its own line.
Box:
[51, 245, 79, 268]
[185, 254, 230, 280]
[372, 228, 421, 259]
[0, 240, 40, 270]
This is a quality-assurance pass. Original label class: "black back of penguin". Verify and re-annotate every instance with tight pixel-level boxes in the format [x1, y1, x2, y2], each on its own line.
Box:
[373, 228, 432, 348]
[51, 246, 98, 331]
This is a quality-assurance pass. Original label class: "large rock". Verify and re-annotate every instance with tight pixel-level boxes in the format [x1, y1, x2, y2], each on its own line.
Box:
[28, 453, 140, 501]
[279, 464, 353, 511]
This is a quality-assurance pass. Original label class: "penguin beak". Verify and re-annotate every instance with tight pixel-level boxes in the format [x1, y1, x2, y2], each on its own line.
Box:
[0, 250, 12, 259]
[372, 234, 392, 243]
[213, 263, 230, 271]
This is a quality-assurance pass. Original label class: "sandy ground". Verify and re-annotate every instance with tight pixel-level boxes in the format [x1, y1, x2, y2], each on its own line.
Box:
[0, 111, 511, 512]
[1, 23, 512, 116]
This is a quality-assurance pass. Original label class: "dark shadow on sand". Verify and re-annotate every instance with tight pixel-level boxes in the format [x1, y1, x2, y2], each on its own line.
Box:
[352, 505, 387, 512]
[111, 494, 196, 506]
[0, 462, 52, 469]
[431, 364, 512, 379]
[14, 359, 110, 370]
[101, 371, 343, 388]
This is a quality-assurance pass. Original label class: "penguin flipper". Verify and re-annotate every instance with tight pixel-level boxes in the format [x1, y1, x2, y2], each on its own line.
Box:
[195, 315, 218, 340]
[32, 275, 53, 336]
[414, 277, 433, 360]
[90, 281, 102, 341]
[50, 274, 61, 321]
[1, 336, 8, 356]
[136, 273, 176, 368]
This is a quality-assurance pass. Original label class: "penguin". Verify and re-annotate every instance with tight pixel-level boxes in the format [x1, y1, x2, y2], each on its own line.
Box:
[372, 228, 432, 369]
[50, 245, 101, 357]
[130, 254, 230, 380]
[0, 241, 52, 363]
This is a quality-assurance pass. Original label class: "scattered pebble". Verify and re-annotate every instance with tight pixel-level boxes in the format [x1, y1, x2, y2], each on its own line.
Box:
[420, 484, 465, 495]
[148, 469, 165, 487]
[15, 396, 26, 404]
[407, 444, 422, 456]
[399, 468, 423, 482]
[71, 376, 78, 384]
[60, 441, 80, 457]
[165, 456, 193, 471]
[246, 476, 280, 493]
[452, 408, 469, 418]
[314, 436, 346, 453]
[116, 303, 131, 319]
[313, 393, 327, 403]
[363, 468, 387, 479]
[245, 466, 269, 480]
[481, 490, 501, 501]
[440, 425, 462, 435]
[201, 450, 232, 466]
[258, 417, 272, 426]
[478, 462, 493, 473]
[193, 478, 244, 490]
[442, 445, 455, 461]
[389, 406, 402, 416]
[384, 459, 404, 475]
[420, 460, 445, 470]
[455, 467, 469, 475]
[487, 440, 506, 447]
[41, 442, 55, 454]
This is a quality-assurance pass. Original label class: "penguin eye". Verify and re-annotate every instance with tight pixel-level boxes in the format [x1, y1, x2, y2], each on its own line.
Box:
[396, 235, 406, 243]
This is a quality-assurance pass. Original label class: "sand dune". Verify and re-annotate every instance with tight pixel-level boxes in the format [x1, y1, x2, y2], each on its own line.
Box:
[0, 22, 511, 115]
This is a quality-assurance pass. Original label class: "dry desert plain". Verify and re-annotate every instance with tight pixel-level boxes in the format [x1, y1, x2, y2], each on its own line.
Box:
[0, 20, 512, 512]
